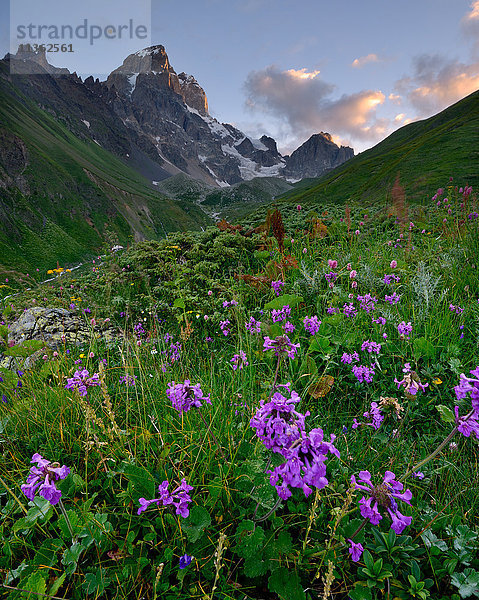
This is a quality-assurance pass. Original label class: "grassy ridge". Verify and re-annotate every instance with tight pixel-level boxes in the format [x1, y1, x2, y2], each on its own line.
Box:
[274, 90, 479, 209]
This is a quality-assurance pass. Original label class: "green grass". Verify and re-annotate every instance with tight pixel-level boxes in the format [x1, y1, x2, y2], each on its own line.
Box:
[1, 181, 478, 599]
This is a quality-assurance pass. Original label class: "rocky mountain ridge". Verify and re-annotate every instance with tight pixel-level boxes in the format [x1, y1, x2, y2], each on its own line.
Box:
[3, 45, 353, 187]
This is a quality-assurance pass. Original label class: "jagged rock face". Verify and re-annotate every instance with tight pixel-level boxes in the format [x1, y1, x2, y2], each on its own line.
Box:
[3, 45, 354, 188]
[284, 132, 354, 180]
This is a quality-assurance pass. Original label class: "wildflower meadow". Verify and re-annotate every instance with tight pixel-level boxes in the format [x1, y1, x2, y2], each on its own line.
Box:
[0, 181, 478, 599]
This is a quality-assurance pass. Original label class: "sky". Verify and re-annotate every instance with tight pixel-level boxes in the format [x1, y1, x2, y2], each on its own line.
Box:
[2, 0, 479, 154]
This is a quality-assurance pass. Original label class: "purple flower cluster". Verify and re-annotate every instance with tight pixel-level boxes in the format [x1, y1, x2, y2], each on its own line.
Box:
[353, 402, 384, 430]
[385, 292, 401, 305]
[357, 294, 377, 314]
[231, 351, 249, 371]
[397, 321, 413, 339]
[303, 315, 321, 336]
[351, 470, 412, 534]
[138, 479, 193, 518]
[219, 319, 231, 336]
[245, 316, 261, 333]
[272, 305, 291, 323]
[166, 380, 211, 413]
[263, 335, 300, 359]
[361, 340, 382, 354]
[21, 453, 70, 506]
[324, 271, 338, 284]
[384, 274, 400, 285]
[283, 321, 295, 333]
[120, 374, 137, 386]
[271, 280, 285, 296]
[134, 322, 146, 336]
[449, 303, 464, 315]
[372, 316, 386, 325]
[65, 369, 101, 397]
[352, 364, 375, 384]
[394, 363, 428, 396]
[454, 367, 479, 439]
[327, 306, 340, 315]
[348, 539, 364, 562]
[343, 302, 358, 318]
[250, 384, 339, 499]
[341, 351, 359, 364]
[222, 299, 238, 308]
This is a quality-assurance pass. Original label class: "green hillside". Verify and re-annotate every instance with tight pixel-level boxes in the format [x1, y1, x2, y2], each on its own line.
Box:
[274, 90, 479, 210]
[0, 67, 211, 279]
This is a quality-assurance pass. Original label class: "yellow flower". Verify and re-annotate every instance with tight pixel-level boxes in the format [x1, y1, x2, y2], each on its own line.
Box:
[47, 270, 54, 274]
[432, 378, 442, 385]
[79, 353, 85, 358]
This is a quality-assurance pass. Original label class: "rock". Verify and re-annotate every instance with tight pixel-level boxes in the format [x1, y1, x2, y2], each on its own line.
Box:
[6, 307, 118, 351]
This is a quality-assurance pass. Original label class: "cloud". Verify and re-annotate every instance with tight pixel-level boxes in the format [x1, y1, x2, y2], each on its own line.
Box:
[462, 1, 479, 53]
[394, 54, 479, 116]
[244, 64, 387, 150]
[351, 53, 380, 68]
[388, 93, 402, 105]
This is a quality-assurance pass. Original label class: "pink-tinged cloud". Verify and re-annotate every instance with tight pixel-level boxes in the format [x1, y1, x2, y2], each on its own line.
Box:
[395, 54, 479, 116]
[462, 1, 479, 53]
[244, 65, 387, 150]
[351, 53, 380, 68]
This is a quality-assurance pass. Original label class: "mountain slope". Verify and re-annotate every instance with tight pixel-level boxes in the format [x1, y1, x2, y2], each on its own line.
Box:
[0, 61, 212, 276]
[275, 90, 479, 208]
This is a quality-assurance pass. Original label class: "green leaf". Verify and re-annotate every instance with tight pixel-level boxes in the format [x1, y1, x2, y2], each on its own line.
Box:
[49, 572, 67, 596]
[32, 538, 64, 566]
[436, 405, 456, 424]
[173, 298, 185, 309]
[268, 567, 306, 600]
[348, 585, 373, 600]
[421, 530, 448, 552]
[413, 337, 436, 359]
[121, 463, 156, 502]
[274, 531, 293, 555]
[62, 542, 83, 575]
[235, 520, 265, 559]
[20, 571, 47, 597]
[82, 569, 111, 597]
[244, 555, 270, 578]
[308, 336, 331, 353]
[264, 294, 304, 311]
[451, 568, 479, 598]
[180, 506, 211, 543]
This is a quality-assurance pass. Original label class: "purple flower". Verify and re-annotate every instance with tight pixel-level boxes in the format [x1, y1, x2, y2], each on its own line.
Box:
[283, 321, 296, 333]
[303, 316, 321, 336]
[223, 299, 238, 308]
[412, 471, 425, 479]
[384, 274, 400, 285]
[219, 319, 231, 336]
[343, 302, 358, 318]
[138, 479, 193, 518]
[397, 321, 413, 339]
[372, 316, 386, 325]
[363, 402, 384, 430]
[271, 280, 285, 296]
[65, 369, 100, 397]
[341, 351, 359, 365]
[449, 304, 464, 315]
[263, 335, 300, 359]
[246, 316, 262, 333]
[454, 366, 479, 411]
[348, 539, 364, 562]
[21, 453, 70, 506]
[394, 364, 428, 396]
[352, 364, 375, 384]
[357, 294, 377, 314]
[454, 406, 479, 439]
[325, 271, 338, 284]
[231, 351, 249, 371]
[166, 380, 211, 413]
[120, 374, 137, 386]
[250, 384, 307, 454]
[385, 292, 401, 305]
[272, 305, 291, 323]
[179, 554, 192, 569]
[327, 307, 340, 315]
[351, 470, 412, 534]
[268, 427, 340, 500]
[361, 340, 381, 354]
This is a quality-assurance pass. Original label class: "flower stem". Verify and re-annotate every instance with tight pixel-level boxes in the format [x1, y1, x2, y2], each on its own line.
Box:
[57, 498, 77, 543]
[198, 411, 227, 462]
[400, 409, 475, 482]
